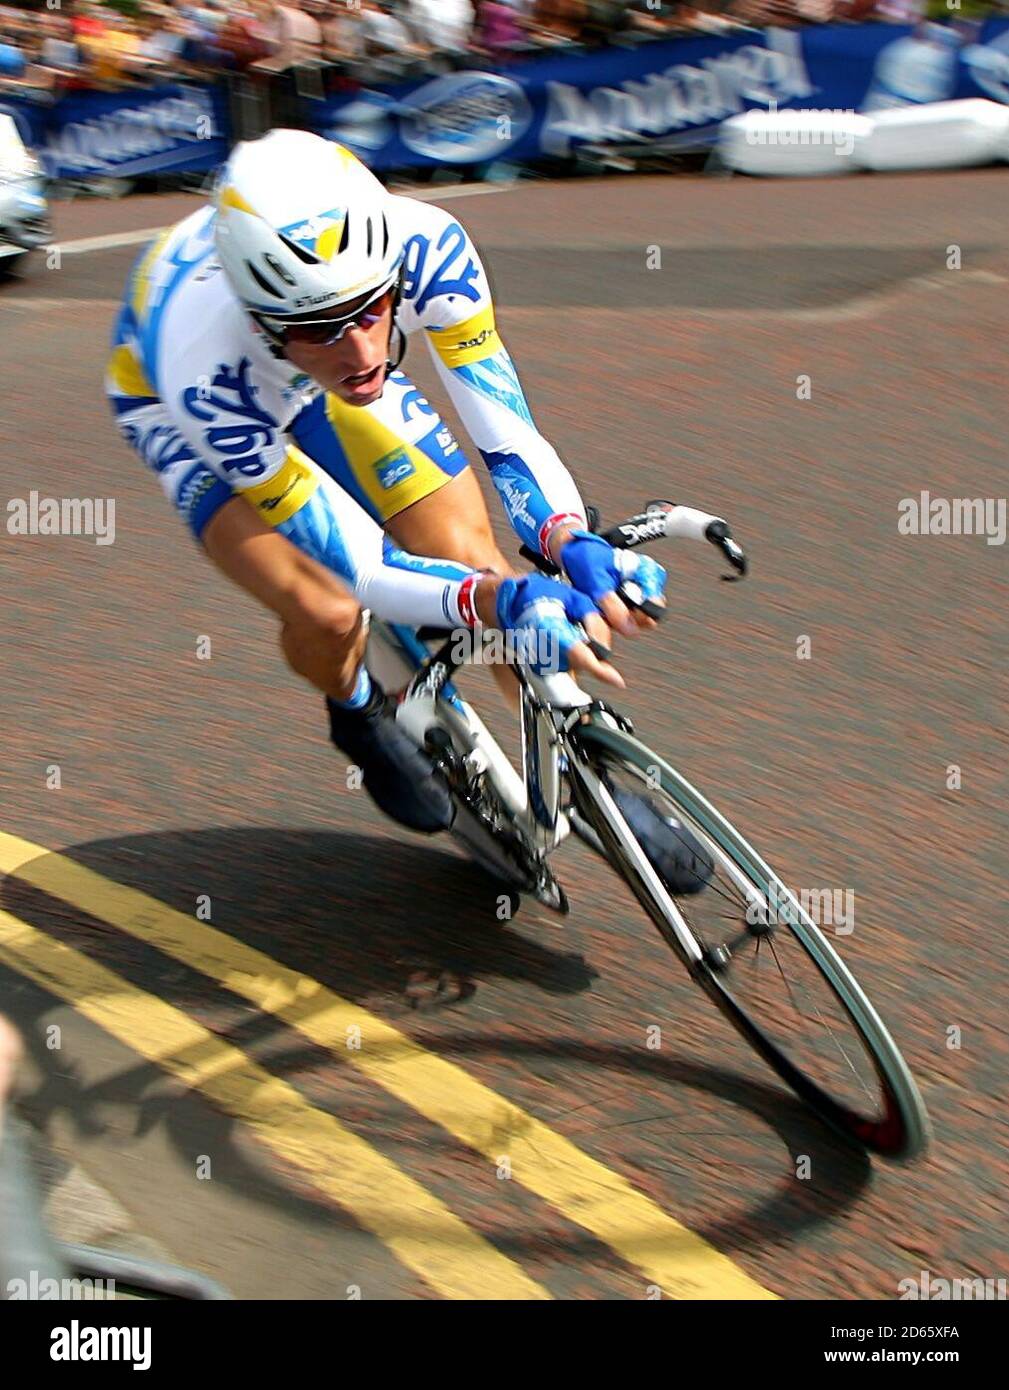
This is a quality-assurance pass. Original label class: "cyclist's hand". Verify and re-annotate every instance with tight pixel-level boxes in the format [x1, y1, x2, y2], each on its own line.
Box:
[556, 530, 666, 638]
[491, 574, 624, 688]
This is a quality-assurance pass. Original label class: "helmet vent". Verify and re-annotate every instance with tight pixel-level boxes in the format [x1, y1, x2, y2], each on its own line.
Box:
[264, 253, 297, 288]
[365, 216, 373, 258]
[246, 259, 285, 300]
[382, 215, 389, 257]
[278, 233, 322, 266]
[339, 213, 351, 257]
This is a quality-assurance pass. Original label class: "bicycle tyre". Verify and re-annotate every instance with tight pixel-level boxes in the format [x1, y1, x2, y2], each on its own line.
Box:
[567, 716, 930, 1161]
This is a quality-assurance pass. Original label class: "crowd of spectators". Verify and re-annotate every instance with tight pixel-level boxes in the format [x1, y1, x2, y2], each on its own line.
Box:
[1, 0, 1002, 100]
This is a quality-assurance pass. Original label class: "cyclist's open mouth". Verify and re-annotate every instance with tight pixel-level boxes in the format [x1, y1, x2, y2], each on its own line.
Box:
[341, 364, 384, 398]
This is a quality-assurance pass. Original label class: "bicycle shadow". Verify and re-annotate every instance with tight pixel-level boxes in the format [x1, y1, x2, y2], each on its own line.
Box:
[3, 824, 872, 1269]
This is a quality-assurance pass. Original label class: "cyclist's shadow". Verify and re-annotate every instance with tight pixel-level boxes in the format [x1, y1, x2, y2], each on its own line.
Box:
[4, 825, 872, 1257]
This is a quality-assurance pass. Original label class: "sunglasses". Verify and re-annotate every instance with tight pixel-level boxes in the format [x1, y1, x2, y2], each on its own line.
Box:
[261, 284, 397, 348]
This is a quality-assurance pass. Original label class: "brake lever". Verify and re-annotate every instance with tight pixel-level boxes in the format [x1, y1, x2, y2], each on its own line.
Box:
[615, 580, 665, 622]
[704, 519, 748, 577]
[584, 635, 612, 663]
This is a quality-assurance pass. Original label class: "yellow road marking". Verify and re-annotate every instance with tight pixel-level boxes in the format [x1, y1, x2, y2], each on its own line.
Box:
[0, 901, 548, 1300]
[0, 833, 776, 1299]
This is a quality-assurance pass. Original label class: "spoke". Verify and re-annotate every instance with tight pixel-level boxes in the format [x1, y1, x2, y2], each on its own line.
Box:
[762, 935, 878, 1107]
[601, 749, 885, 1121]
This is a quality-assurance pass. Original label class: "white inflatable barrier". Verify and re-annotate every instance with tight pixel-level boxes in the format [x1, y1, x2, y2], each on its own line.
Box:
[718, 99, 1009, 177]
[718, 109, 871, 177]
[857, 99, 1009, 171]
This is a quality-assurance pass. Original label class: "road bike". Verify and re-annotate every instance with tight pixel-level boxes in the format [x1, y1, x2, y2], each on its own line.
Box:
[366, 501, 930, 1161]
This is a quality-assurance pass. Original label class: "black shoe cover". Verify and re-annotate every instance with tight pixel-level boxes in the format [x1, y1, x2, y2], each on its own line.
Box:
[609, 786, 713, 896]
[326, 686, 454, 834]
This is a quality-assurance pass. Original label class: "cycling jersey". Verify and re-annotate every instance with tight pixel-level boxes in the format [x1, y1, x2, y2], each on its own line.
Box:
[106, 193, 587, 630]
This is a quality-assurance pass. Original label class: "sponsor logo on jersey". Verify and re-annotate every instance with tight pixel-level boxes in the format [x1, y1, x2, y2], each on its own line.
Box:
[455, 327, 493, 351]
[499, 477, 536, 532]
[435, 427, 458, 457]
[374, 448, 416, 491]
[123, 419, 196, 475]
[281, 371, 317, 404]
[181, 356, 276, 476]
[256, 473, 301, 512]
[177, 466, 218, 516]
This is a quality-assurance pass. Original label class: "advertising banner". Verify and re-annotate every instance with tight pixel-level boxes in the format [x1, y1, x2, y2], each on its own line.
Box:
[312, 19, 1009, 168]
[0, 82, 229, 179]
[6, 21, 1009, 176]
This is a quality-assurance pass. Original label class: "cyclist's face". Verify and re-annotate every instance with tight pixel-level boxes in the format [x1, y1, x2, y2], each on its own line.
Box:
[280, 294, 394, 407]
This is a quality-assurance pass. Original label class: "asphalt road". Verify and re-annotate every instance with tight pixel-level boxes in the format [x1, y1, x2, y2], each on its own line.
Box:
[1, 169, 1006, 1300]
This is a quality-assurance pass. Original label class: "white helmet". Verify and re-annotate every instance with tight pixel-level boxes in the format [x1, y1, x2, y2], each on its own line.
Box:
[214, 129, 403, 319]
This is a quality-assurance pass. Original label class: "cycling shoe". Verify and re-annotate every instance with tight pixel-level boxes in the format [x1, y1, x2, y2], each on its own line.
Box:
[609, 786, 713, 896]
[326, 682, 454, 834]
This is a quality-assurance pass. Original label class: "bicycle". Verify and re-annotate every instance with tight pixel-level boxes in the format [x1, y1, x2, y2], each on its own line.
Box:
[365, 501, 930, 1162]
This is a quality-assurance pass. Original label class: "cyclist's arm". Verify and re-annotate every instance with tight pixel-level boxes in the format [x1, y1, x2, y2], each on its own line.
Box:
[153, 348, 487, 630]
[404, 204, 588, 563]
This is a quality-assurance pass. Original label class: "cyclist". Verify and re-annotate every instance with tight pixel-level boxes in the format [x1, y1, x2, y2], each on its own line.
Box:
[106, 128, 711, 891]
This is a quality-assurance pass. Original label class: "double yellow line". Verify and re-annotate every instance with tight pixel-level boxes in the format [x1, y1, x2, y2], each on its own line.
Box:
[0, 831, 775, 1301]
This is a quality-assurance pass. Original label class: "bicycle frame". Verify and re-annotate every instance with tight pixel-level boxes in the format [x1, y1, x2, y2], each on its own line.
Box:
[370, 500, 745, 856]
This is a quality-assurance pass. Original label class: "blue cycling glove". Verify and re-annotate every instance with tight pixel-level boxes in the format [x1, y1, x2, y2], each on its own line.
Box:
[495, 574, 599, 675]
[558, 530, 666, 610]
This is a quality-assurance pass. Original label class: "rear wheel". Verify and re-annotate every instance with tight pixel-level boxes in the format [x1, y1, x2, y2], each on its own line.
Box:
[568, 716, 930, 1160]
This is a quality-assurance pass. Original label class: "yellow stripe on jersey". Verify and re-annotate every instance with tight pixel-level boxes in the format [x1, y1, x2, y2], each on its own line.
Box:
[130, 228, 173, 322]
[106, 343, 157, 400]
[241, 446, 321, 525]
[427, 305, 502, 369]
[324, 393, 454, 518]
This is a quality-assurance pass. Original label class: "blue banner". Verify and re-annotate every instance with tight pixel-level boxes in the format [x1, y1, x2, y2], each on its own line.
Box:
[6, 21, 1009, 179]
[313, 19, 1009, 168]
[0, 82, 229, 179]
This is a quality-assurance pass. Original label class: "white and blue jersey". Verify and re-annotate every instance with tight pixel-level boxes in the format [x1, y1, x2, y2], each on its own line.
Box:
[106, 193, 587, 629]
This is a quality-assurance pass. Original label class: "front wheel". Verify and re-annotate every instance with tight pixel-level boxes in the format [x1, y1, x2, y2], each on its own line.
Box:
[567, 716, 930, 1161]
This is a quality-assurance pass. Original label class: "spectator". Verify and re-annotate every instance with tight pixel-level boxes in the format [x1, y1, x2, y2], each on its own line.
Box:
[217, 1, 277, 70]
[580, 0, 633, 44]
[318, 0, 367, 63]
[406, 0, 475, 52]
[875, 0, 925, 19]
[248, 0, 322, 72]
[0, 27, 24, 78]
[475, 0, 530, 58]
[625, 0, 679, 30]
[39, 13, 85, 81]
[278, 0, 323, 64]
[530, 0, 587, 43]
[359, 0, 415, 56]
